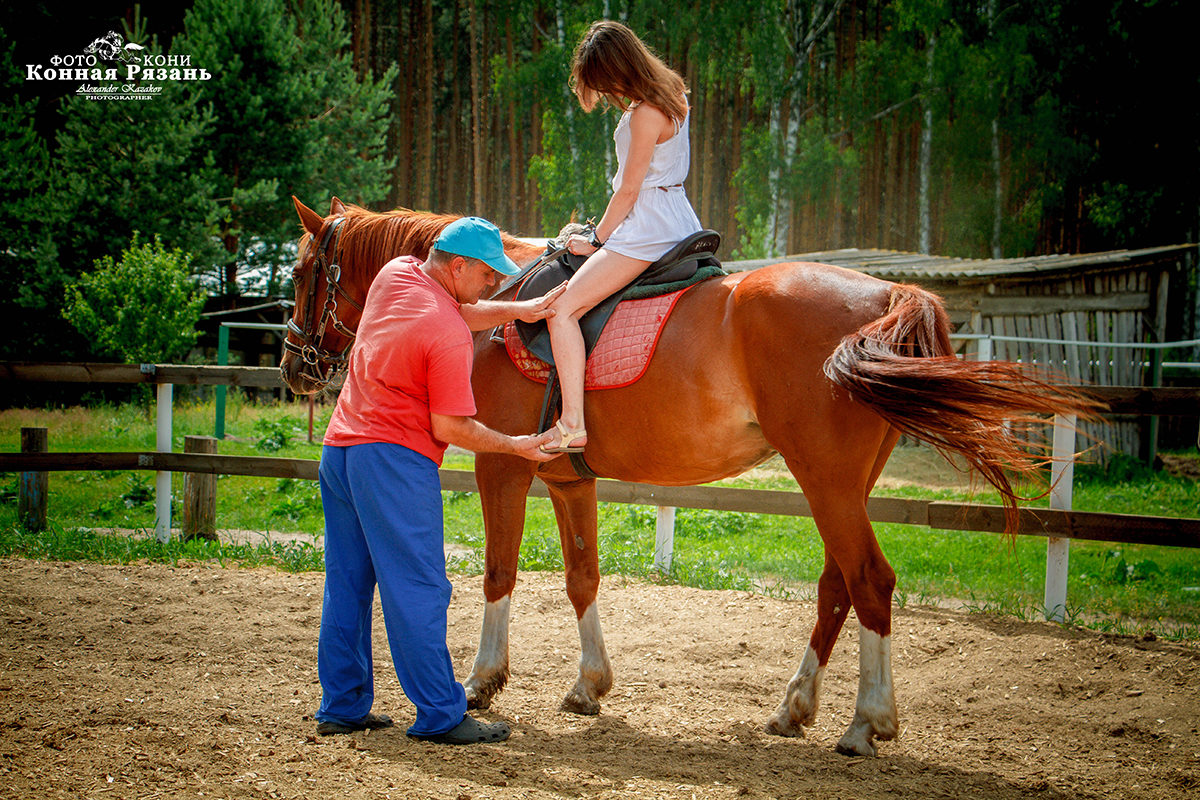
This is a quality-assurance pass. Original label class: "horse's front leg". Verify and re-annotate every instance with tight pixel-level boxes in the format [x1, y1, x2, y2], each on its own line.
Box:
[464, 454, 535, 710]
[544, 475, 612, 715]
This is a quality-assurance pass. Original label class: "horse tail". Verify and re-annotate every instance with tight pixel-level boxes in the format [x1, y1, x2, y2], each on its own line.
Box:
[823, 283, 1104, 534]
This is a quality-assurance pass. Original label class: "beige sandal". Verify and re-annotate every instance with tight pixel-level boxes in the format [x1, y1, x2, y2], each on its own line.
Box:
[539, 420, 588, 454]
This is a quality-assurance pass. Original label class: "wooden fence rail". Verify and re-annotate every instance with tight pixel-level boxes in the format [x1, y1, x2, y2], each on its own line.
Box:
[4, 360, 1200, 621]
[0, 362, 284, 388]
[3, 450, 1199, 551]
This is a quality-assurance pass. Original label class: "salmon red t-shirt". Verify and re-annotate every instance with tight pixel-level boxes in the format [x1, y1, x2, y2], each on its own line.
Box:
[323, 257, 476, 465]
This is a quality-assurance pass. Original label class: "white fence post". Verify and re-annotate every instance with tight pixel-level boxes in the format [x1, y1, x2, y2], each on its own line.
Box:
[977, 335, 993, 363]
[654, 505, 676, 573]
[154, 379, 173, 543]
[1045, 413, 1076, 621]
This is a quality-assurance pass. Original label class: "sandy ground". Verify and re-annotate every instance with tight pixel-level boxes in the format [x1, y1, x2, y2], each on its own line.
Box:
[2, 558, 1199, 800]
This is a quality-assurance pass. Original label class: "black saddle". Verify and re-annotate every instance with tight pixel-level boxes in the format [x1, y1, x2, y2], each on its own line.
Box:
[513, 229, 724, 366]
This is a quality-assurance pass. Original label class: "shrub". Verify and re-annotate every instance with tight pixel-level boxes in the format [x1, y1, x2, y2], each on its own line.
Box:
[63, 232, 206, 364]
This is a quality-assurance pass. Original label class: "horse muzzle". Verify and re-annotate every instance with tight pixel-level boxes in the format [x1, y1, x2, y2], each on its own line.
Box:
[279, 351, 332, 395]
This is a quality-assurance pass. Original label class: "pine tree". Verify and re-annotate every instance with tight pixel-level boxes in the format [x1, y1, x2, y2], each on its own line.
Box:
[0, 27, 68, 358]
[51, 69, 222, 283]
[174, 0, 395, 295]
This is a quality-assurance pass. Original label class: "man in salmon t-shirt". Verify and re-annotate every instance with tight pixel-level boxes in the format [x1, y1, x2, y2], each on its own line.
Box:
[315, 217, 564, 745]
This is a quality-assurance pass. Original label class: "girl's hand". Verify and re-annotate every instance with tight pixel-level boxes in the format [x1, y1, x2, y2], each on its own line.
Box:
[566, 234, 597, 256]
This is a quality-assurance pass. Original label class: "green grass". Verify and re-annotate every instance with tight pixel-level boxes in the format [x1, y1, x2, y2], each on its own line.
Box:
[2, 396, 1199, 641]
[0, 519, 324, 572]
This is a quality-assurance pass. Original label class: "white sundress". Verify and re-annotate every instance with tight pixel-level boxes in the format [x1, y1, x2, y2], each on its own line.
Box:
[602, 102, 703, 262]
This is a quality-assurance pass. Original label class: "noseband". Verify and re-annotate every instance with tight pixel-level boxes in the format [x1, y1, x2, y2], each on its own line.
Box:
[282, 216, 362, 388]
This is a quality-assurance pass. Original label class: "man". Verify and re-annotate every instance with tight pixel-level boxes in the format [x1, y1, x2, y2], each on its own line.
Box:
[314, 217, 563, 745]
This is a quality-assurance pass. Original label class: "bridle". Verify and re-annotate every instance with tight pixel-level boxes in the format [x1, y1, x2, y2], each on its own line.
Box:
[282, 216, 362, 388]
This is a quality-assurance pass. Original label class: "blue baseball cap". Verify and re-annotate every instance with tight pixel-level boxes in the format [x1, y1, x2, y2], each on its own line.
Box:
[434, 216, 521, 276]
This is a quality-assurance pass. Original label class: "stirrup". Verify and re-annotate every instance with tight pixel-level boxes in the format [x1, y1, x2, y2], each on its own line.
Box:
[539, 420, 587, 454]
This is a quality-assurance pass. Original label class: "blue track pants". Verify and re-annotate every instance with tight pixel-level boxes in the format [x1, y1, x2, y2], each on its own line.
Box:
[315, 442, 466, 737]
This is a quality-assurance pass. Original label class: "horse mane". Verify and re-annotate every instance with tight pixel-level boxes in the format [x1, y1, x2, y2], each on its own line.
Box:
[323, 204, 544, 277]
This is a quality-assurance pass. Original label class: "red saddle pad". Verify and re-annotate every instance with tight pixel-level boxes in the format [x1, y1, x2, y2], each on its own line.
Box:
[503, 289, 688, 390]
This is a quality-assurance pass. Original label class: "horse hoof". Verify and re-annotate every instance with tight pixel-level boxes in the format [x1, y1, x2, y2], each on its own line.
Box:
[835, 724, 878, 757]
[463, 671, 507, 711]
[763, 712, 805, 738]
[559, 691, 600, 716]
[835, 737, 877, 757]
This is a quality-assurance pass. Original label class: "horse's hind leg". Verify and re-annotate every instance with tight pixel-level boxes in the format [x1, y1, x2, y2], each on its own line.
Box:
[464, 453, 535, 710]
[803, 487, 899, 755]
[765, 551, 851, 736]
[831, 428, 903, 756]
[765, 429, 899, 742]
[543, 475, 612, 715]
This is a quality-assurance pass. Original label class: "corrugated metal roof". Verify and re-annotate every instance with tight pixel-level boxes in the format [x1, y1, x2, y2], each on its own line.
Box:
[725, 244, 1195, 280]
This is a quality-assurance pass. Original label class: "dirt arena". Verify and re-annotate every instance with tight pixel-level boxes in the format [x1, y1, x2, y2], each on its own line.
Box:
[1, 558, 1198, 800]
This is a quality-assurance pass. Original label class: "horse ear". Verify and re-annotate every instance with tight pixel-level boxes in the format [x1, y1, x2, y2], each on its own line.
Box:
[292, 196, 325, 236]
[329, 197, 346, 216]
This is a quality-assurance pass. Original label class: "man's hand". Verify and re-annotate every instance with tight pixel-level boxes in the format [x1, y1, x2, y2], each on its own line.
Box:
[515, 280, 568, 323]
[431, 414, 562, 462]
[458, 280, 567, 331]
[512, 429, 561, 462]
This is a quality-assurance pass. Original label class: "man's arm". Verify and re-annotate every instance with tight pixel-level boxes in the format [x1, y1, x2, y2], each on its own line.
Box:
[459, 281, 568, 331]
[431, 413, 558, 462]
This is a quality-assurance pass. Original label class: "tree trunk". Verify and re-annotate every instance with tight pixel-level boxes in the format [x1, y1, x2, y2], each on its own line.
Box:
[556, 1, 582, 213]
[447, 0, 462, 211]
[416, 0, 433, 210]
[505, 18, 520, 230]
[728, 81, 744, 249]
[529, 5, 546, 232]
[918, 32, 935, 254]
[352, 0, 368, 74]
[770, 96, 799, 257]
[469, 0, 484, 214]
[988, 0, 1003, 258]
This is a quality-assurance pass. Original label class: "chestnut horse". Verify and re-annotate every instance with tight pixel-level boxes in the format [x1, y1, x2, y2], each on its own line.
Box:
[281, 197, 1097, 756]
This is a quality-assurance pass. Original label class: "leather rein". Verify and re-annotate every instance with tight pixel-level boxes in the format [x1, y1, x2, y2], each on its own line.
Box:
[282, 216, 363, 388]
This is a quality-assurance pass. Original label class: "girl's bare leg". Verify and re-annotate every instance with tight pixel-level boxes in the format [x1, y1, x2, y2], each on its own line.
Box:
[545, 248, 651, 446]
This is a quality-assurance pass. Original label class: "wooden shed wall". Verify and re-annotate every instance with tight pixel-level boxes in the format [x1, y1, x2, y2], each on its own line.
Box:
[936, 268, 1156, 460]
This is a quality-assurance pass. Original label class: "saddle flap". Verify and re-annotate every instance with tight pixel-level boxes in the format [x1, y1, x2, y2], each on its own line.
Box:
[514, 261, 621, 364]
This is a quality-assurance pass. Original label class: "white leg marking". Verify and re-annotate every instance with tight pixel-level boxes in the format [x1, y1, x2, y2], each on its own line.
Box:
[464, 595, 510, 708]
[578, 602, 611, 690]
[561, 601, 612, 714]
[765, 645, 824, 736]
[837, 626, 898, 756]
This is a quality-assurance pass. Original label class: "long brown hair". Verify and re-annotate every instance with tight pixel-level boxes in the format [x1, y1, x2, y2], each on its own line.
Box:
[570, 20, 688, 124]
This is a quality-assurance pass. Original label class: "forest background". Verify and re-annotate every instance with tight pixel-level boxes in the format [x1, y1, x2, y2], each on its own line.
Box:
[2, 0, 1197, 364]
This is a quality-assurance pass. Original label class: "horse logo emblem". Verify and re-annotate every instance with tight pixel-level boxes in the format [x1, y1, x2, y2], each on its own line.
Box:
[83, 31, 145, 64]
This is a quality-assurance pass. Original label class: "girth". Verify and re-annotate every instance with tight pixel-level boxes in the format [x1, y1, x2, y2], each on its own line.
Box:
[513, 229, 724, 366]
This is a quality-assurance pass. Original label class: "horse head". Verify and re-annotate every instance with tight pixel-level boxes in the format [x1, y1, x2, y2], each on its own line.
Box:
[280, 197, 551, 394]
[280, 196, 359, 395]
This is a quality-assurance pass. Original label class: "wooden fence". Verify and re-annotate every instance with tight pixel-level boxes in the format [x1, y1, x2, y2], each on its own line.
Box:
[2, 361, 1199, 621]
